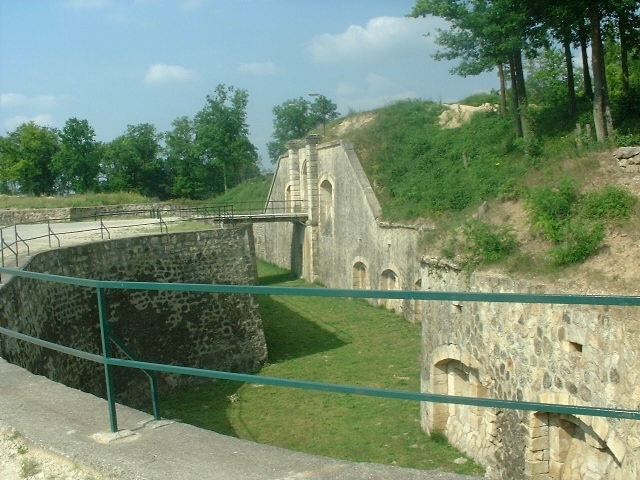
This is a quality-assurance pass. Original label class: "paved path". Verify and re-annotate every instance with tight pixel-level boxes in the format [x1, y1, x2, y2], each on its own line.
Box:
[0, 360, 484, 480]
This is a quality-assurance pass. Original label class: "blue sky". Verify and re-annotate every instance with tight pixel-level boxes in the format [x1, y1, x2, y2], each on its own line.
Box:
[0, 0, 496, 169]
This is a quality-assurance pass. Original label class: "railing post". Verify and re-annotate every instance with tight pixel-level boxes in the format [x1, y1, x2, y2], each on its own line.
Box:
[96, 286, 118, 432]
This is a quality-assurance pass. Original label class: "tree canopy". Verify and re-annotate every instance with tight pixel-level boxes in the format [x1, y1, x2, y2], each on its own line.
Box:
[267, 95, 339, 163]
[0, 84, 260, 199]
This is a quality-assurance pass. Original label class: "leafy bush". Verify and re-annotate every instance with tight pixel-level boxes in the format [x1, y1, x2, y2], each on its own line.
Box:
[461, 219, 518, 266]
[526, 178, 578, 242]
[525, 180, 636, 266]
[549, 219, 605, 265]
[615, 131, 640, 147]
[578, 185, 637, 220]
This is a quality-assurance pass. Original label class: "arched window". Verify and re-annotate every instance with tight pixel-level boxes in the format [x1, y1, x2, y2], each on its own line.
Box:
[352, 261, 368, 289]
[379, 269, 399, 310]
[319, 179, 334, 236]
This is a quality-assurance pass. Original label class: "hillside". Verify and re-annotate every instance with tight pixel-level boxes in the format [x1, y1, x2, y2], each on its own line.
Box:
[322, 100, 640, 295]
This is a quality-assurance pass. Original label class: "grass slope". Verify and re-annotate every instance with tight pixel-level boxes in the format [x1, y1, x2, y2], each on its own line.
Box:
[160, 261, 484, 476]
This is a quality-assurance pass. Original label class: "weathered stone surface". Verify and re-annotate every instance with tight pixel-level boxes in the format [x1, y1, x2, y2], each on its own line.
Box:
[613, 146, 640, 171]
[0, 227, 266, 408]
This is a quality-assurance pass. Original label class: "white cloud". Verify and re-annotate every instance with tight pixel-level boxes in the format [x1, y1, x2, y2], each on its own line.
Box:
[0, 93, 63, 109]
[3, 114, 54, 132]
[237, 61, 276, 76]
[308, 15, 443, 64]
[144, 64, 194, 84]
[365, 73, 393, 91]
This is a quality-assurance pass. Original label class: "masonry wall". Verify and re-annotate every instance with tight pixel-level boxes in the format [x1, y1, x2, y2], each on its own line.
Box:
[420, 261, 640, 480]
[227, 136, 640, 478]
[0, 227, 267, 407]
[254, 138, 424, 320]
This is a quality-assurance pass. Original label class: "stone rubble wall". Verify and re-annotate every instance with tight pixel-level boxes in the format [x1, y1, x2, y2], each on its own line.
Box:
[0, 227, 267, 408]
[612, 146, 640, 172]
[420, 261, 640, 480]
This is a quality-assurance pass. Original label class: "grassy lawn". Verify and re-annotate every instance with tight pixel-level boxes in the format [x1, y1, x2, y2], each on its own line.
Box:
[161, 261, 484, 476]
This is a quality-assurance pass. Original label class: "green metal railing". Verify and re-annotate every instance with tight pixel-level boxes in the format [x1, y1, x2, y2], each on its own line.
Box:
[1, 265, 639, 433]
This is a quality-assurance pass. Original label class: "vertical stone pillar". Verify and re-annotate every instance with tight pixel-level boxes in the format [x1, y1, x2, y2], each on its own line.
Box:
[286, 140, 301, 211]
[304, 134, 321, 282]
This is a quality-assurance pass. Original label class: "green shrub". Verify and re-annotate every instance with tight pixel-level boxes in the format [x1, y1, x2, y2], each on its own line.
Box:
[462, 219, 518, 265]
[578, 186, 637, 220]
[615, 131, 640, 147]
[526, 178, 578, 242]
[549, 219, 605, 265]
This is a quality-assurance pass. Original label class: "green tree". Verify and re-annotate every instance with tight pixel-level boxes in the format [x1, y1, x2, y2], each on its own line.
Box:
[410, 0, 536, 139]
[268, 95, 339, 163]
[0, 122, 59, 195]
[309, 94, 340, 135]
[52, 117, 100, 194]
[194, 84, 258, 193]
[165, 116, 208, 199]
[102, 123, 169, 198]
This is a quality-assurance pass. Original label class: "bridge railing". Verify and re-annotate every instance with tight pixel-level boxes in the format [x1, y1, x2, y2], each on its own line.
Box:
[0, 202, 305, 270]
[0, 266, 639, 433]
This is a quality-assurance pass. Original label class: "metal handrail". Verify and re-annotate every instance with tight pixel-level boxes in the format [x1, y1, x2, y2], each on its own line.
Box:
[0, 203, 307, 270]
[0, 265, 639, 434]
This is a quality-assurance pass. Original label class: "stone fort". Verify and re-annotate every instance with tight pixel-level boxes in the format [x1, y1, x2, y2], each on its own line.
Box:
[1, 135, 639, 479]
[253, 135, 640, 480]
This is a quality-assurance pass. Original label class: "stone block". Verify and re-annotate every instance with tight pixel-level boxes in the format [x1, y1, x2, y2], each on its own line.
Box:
[524, 460, 549, 475]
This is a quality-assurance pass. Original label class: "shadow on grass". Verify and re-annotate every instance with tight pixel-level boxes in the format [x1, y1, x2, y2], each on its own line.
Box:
[259, 295, 347, 363]
[257, 270, 297, 286]
[162, 270, 347, 438]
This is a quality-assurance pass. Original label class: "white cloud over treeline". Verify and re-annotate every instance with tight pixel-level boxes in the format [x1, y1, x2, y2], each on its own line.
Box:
[144, 64, 194, 84]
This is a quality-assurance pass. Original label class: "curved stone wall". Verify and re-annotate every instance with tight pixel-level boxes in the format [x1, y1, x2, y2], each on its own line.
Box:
[0, 227, 267, 407]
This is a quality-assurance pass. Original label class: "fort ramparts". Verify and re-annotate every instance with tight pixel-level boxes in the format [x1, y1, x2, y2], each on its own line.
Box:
[0, 227, 266, 407]
[255, 136, 640, 480]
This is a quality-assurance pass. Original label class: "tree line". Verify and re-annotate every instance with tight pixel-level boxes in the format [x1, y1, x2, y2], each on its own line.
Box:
[0, 84, 261, 199]
[410, 0, 640, 143]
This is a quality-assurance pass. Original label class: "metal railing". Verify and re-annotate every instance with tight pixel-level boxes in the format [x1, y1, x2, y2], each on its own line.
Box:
[0, 265, 639, 433]
[0, 202, 306, 271]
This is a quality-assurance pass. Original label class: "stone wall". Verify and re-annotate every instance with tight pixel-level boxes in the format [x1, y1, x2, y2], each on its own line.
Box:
[254, 138, 426, 321]
[255, 136, 640, 478]
[420, 260, 640, 479]
[0, 227, 267, 407]
[0, 202, 195, 225]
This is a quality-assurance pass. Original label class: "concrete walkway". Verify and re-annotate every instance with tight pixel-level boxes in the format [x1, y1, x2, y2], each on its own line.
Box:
[0, 359, 484, 480]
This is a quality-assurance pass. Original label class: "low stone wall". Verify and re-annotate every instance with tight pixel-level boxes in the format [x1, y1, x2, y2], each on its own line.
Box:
[0, 227, 267, 407]
[0, 203, 197, 225]
[420, 260, 640, 479]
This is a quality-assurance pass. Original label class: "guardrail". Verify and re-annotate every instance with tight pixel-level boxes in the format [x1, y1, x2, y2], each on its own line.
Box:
[0, 202, 305, 271]
[0, 266, 639, 434]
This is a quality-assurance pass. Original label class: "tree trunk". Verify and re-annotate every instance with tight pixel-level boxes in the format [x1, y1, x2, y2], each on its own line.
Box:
[589, 2, 613, 141]
[580, 31, 593, 100]
[564, 38, 577, 115]
[618, 13, 630, 93]
[508, 55, 523, 138]
[513, 48, 531, 139]
[498, 63, 507, 115]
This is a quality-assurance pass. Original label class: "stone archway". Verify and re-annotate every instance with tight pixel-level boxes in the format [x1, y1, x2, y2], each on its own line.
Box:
[352, 260, 369, 289]
[379, 268, 402, 312]
[528, 410, 623, 479]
